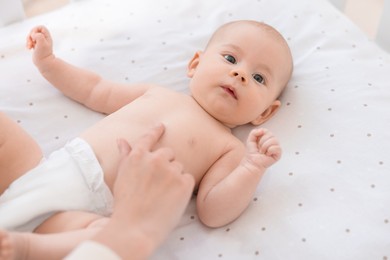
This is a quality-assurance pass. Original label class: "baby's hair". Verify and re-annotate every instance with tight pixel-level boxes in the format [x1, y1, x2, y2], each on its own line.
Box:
[206, 20, 287, 49]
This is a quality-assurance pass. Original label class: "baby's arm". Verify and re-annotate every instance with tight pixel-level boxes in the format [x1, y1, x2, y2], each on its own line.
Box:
[26, 26, 152, 114]
[196, 128, 281, 228]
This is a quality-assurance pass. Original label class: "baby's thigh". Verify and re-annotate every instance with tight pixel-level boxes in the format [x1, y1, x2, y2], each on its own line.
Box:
[0, 112, 43, 194]
[34, 211, 109, 234]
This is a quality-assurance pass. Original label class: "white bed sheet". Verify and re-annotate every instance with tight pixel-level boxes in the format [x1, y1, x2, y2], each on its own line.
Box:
[0, 0, 389, 259]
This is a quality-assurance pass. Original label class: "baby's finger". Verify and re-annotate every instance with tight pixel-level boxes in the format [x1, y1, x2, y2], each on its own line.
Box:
[246, 128, 264, 153]
[29, 26, 52, 46]
[265, 144, 282, 160]
[33, 25, 49, 37]
[257, 132, 275, 152]
[26, 33, 35, 49]
[28, 26, 42, 40]
[30, 32, 46, 45]
[247, 128, 265, 144]
[260, 135, 280, 153]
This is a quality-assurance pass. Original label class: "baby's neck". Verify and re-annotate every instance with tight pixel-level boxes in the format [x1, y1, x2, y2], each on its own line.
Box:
[189, 95, 236, 129]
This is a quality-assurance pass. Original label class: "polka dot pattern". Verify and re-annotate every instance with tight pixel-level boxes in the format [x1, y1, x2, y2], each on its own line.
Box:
[1, 0, 389, 259]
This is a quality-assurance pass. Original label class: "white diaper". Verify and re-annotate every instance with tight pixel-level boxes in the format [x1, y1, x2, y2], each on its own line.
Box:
[0, 138, 113, 232]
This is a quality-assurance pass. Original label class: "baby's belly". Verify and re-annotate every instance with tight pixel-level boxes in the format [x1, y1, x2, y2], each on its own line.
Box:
[80, 126, 223, 191]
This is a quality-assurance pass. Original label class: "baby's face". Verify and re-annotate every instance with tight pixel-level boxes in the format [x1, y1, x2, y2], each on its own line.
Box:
[188, 22, 292, 128]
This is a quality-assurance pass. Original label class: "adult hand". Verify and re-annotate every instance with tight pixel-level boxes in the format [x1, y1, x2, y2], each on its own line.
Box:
[94, 123, 195, 259]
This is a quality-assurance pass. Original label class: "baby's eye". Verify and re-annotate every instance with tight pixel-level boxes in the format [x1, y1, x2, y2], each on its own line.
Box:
[224, 54, 236, 64]
[253, 74, 265, 84]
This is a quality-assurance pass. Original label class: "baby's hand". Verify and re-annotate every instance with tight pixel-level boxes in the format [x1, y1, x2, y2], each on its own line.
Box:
[244, 128, 282, 172]
[26, 26, 54, 64]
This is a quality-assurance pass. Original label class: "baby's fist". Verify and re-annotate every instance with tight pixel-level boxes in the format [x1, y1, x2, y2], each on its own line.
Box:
[26, 26, 54, 64]
[245, 128, 282, 170]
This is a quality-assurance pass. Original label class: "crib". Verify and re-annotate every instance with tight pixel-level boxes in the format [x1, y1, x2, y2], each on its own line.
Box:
[1, 0, 389, 259]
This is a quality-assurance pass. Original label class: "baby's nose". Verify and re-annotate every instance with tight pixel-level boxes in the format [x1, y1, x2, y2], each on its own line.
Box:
[232, 71, 248, 85]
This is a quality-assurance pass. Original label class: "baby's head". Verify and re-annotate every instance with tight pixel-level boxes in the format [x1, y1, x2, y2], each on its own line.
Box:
[187, 20, 293, 128]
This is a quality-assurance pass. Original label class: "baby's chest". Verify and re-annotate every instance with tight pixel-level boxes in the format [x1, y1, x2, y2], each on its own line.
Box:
[161, 123, 232, 183]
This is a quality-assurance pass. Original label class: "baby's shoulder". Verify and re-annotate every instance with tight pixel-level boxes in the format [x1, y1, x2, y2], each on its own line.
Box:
[146, 84, 177, 93]
[144, 85, 188, 102]
[220, 132, 245, 154]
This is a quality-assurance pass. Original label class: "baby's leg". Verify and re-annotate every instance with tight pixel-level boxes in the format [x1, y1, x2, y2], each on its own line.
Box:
[34, 210, 109, 234]
[0, 212, 109, 260]
[0, 228, 29, 260]
[0, 229, 13, 260]
[0, 112, 43, 195]
[0, 226, 103, 260]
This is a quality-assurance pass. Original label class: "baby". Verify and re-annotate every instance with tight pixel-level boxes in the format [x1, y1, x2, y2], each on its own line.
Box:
[0, 20, 293, 258]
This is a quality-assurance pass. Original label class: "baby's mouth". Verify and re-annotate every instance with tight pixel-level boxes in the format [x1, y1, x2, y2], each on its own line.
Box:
[221, 85, 237, 100]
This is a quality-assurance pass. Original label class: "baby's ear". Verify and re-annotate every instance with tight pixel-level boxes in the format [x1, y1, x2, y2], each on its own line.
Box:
[251, 100, 281, 125]
[187, 51, 202, 77]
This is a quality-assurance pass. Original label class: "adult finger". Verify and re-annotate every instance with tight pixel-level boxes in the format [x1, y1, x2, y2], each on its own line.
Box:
[117, 138, 132, 158]
[181, 173, 195, 192]
[153, 147, 176, 162]
[169, 161, 184, 175]
[134, 123, 166, 151]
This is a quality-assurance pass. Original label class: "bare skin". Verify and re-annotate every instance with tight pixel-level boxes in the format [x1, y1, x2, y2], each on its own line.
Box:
[0, 113, 43, 193]
[0, 20, 292, 259]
